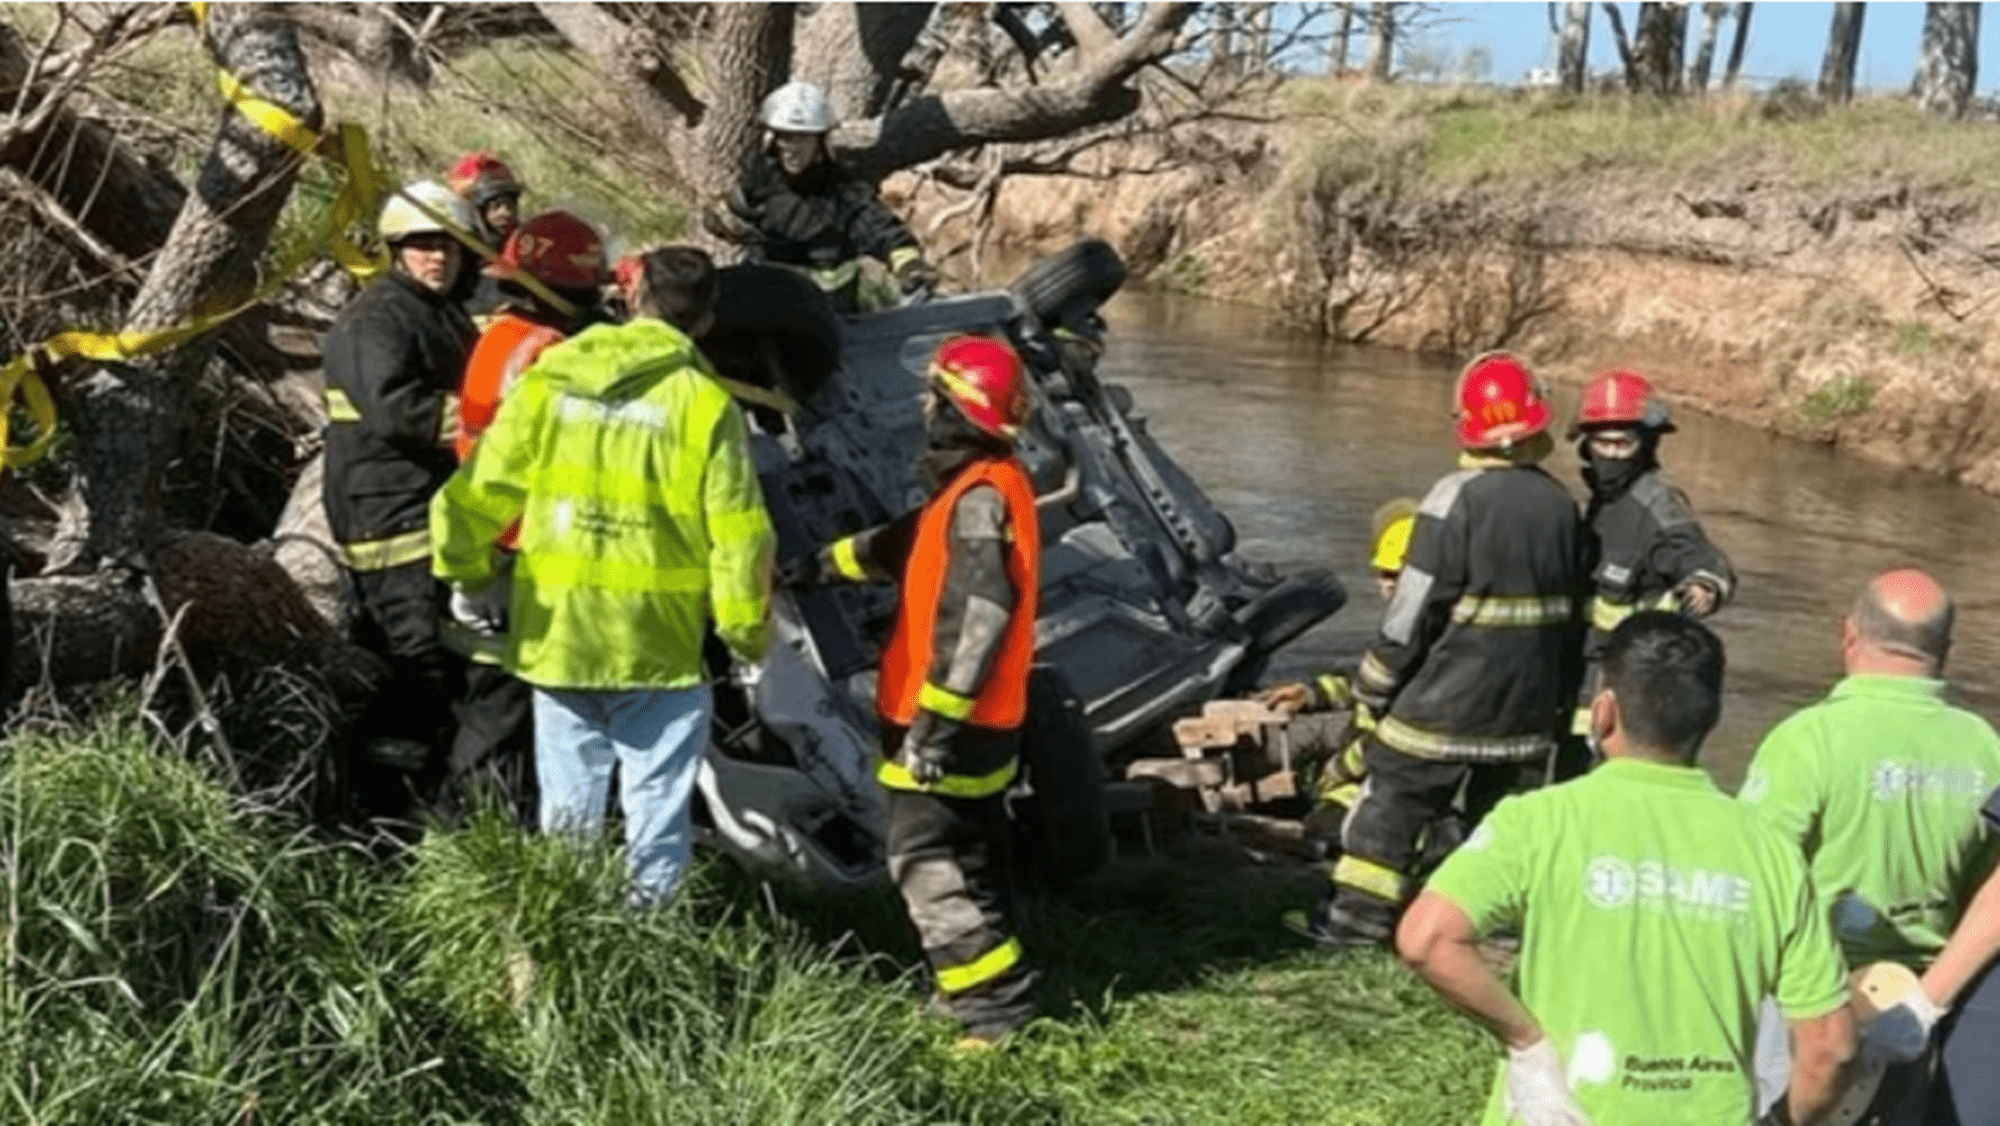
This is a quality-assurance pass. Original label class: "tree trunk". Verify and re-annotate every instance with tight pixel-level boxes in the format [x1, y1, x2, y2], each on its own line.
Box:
[793, 3, 934, 122]
[1722, 2, 1752, 89]
[1247, 3, 1273, 74]
[1367, 1, 1396, 81]
[48, 4, 317, 574]
[1687, 2, 1726, 93]
[0, 22, 186, 270]
[1632, 2, 1688, 97]
[1331, 2, 1354, 75]
[1914, 1, 1979, 118]
[1557, 1, 1591, 92]
[1213, 3, 1239, 78]
[1818, 2, 1865, 105]
[1601, 2, 1639, 91]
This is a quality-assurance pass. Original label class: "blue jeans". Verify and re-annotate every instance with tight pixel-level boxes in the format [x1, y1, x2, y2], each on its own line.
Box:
[533, 685, 712, 906]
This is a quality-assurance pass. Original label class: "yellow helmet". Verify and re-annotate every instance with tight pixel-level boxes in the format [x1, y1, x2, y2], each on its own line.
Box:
[1370, 497, 1419, 573]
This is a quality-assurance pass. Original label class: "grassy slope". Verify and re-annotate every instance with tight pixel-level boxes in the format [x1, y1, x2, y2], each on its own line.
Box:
[0, 709, 1491, 1125]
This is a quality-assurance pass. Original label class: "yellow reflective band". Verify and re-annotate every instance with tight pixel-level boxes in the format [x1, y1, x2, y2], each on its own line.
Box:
[1315, 673, 1353, 710]
[875, 755, 1019, 798]
[323, 387, 360, 422]
[1571, 705, 1593, 737]
[438, 392, 460, 446]
[931, 364, 993, 411]
[0, 357, 57, 470]
[438, 618, 508, 665]
[1451, 594, 1573, 628]
[936, 937, 1023, 994]
[339, 528, 432, 572]
[888, 245, 922, 271]
[711, 375, 799, 415]
[524, 554, 709, 593]
[1319, 779, 1363, 808]
[1332, 854, 1405, 903]
[217, 70, 318, 155]
[1591, 595, 1634, 633]
[806, 261, 861, 291]
[918, 681, 977, 722]
[1357, 651, 1397, 694]
[1374, 715, 1552, 762]
[830, 536, 867, 581]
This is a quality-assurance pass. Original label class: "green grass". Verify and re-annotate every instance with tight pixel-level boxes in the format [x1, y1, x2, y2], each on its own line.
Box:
[1796, 372, 1877, 426]
[1280, 80, 2000, 194]
[0, 704, 1494, 1125]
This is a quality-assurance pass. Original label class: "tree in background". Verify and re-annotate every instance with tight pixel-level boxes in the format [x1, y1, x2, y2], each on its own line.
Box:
[1722, 2, 1753, 88]
[1914, 1, 1980, 118]
[1686, 2, 1727, 93]
[1818, 3, 1866, 106]
[1554, 1, 1591, 93]
[1367, 1, 1397, 80]
[1330, 1, 1356, 75]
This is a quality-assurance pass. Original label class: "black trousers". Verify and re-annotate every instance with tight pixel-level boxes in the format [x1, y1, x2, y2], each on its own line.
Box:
[348, 560, 462, 816]
[885, 785, 1036, 1038]
[1330, 736, 1544, 934]
[443, 662, 536, 828]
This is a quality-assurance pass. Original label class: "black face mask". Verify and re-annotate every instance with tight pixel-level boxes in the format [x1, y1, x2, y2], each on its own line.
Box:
[1578, 436, 1658, 499]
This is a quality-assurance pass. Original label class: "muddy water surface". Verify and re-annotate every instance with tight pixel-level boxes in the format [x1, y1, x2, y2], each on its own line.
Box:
[1098, 291, 2000, 787]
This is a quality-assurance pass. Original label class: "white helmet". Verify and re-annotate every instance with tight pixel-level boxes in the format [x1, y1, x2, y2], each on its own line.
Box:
[379, 178, 477, 243]
[760, 80, 837, 133]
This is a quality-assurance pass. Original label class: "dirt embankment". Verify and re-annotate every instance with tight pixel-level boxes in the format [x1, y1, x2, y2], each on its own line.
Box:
[893, 119, 2000, 493]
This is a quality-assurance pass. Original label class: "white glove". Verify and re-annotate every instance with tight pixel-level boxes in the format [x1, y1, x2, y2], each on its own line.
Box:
[1504, 1038, 1594, 1126]
[449, 586, 505, 635]
[1861, 991, 1948, 1064]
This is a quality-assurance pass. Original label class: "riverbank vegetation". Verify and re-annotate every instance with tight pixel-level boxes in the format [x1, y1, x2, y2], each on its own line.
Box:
[1, 700, 1489, 1125]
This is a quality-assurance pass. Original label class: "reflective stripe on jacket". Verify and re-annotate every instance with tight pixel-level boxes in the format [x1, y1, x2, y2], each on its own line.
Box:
[878, 456, 1040, 732]
[430, 318, 775, 689]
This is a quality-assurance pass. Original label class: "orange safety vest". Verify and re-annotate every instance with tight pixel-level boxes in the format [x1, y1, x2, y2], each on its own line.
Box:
[877, 456, 1040, 731]
[457, 313, 564, 550]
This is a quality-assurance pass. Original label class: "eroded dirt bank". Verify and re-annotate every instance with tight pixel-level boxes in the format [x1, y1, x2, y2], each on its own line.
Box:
[895, 123, 2000, 492]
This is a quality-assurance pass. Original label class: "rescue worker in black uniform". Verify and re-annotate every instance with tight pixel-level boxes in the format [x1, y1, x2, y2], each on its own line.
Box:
[793, 335, 1040, 1045]
[443, 151, 525, 324]
[1563, 369, 1733, 778]
[1302, 353, 1586, 947]
[321, 179, 480, 818]
[709, 80, 937, 311]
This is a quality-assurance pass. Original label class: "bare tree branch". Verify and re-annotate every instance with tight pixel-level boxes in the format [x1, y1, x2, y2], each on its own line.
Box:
[532, 0, 704, 126]
[1057, 2, 1120, 58]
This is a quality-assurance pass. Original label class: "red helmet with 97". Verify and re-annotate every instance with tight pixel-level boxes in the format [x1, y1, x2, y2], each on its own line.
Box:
[1454, 351, 1551, 450]
[500, 211, 605, 290]
[1572, 369, 1676, 437]
[929, 335, 1028, 440]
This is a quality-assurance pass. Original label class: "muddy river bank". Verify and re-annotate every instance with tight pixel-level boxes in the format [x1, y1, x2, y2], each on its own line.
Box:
[1099, 288, 2000, 787]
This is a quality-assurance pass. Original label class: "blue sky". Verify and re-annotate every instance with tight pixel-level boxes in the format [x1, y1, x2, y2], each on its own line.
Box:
[1360, 2, 1992, 90]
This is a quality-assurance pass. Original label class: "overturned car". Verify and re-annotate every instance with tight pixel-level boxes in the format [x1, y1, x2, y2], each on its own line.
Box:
[693, 241, 1346, 888]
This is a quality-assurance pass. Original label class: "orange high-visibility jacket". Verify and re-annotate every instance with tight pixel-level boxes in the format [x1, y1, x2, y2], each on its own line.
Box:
[877, 456, 1040, 731]
[457, 312, 565, 549]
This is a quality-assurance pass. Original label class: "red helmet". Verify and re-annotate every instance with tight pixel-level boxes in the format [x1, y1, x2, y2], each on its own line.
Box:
[929, 335, 1028, 440]
[1572, 369, 1675, 436]
[500, 211, 605, 290]
[1454, 352, 1551, 450]
[444, 152, 523, 208]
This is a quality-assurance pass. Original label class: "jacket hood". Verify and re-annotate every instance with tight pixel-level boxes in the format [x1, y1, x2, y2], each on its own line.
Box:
[526, 318, 704, 402]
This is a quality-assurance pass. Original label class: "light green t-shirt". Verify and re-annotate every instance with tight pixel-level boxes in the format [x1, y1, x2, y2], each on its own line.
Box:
[1740, 674, 2000, 968]
[1428, 758, 1848, 1126]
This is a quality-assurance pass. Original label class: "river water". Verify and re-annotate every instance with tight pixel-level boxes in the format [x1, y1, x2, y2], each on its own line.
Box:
[1096, 290, 2000, 787]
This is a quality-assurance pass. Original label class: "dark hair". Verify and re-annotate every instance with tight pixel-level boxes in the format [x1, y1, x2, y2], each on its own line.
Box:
[1600, 611, 1725, 760]
[1852, 579, 1953, 670]
[634, 247, 717, 331]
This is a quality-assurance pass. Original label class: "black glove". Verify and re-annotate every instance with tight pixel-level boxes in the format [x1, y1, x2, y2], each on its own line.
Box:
[903, 710, 959, 786]
[895, 255, 938, 297]
[701, 199, 760, 245]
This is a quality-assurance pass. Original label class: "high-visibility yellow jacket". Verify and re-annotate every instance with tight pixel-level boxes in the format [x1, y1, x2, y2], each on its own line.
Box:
[429, 318, 775, 690]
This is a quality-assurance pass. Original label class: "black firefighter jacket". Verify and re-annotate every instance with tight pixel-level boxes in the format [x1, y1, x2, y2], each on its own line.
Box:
[1354, 457, 1585, 763]
[730, 147, 919, 272]
[321, 271, 477, 568]
[1583, 467, 1734, 655]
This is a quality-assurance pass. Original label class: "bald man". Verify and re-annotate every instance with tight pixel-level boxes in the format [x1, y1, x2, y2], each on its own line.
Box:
[1740, 568, 2000, 1123]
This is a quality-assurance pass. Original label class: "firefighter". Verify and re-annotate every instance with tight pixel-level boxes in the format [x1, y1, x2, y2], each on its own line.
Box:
[708, 80, 937, 311]
[1300, 352, 1585, 948]
[796, 335, 1039, 1044]
[445, 152, 526, 322]
[439, 210, 611, 824]
[1564, 368, 1734, 777]
[431, 247, 774, 905]
[321, 180, 480, 817]
[1257, 497, 1419, 837]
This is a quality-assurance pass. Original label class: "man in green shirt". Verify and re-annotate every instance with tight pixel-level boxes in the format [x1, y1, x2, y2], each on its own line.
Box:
[1739, 568, 2000, 1120]
[1400, 612, 1854, 1126]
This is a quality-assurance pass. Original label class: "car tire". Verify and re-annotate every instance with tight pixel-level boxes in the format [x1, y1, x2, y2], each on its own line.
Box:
[1008, 238, 1128, 323]
[1237, 569, 1347, 659]
[709, 264, 844, 399]
[1012, 666, 1111, 890]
